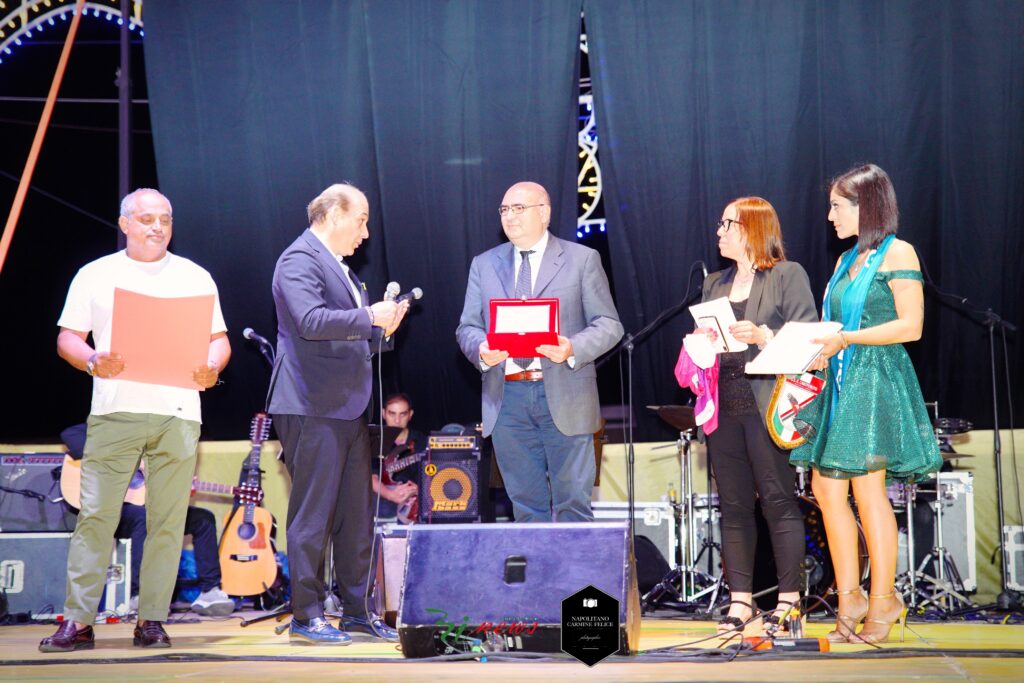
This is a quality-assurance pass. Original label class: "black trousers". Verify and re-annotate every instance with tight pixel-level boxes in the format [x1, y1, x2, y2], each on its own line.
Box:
[275, 413, 372, 621]
[706, 412, 804, 594]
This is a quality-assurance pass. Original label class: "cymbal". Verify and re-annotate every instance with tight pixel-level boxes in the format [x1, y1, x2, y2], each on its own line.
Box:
[647, 404, 697, 432]
[934, 417, 973, 435]
[941, 451, 975, 461]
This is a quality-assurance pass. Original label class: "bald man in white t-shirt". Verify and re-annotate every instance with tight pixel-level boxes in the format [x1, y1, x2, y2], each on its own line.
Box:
[40, 189, 230, 653]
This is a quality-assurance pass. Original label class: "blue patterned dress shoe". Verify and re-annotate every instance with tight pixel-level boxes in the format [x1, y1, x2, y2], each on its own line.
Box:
[289, 616, 352, 645]
[341, 613, 399, 641]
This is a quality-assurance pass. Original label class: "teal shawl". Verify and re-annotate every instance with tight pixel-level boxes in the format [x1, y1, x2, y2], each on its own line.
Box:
[822, 234, 895, 422]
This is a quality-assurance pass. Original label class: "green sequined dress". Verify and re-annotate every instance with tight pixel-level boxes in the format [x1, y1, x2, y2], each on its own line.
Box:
[790, 269, 942, 481]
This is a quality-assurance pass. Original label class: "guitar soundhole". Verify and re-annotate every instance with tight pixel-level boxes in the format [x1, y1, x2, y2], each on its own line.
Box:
[237, 522, 256, 541]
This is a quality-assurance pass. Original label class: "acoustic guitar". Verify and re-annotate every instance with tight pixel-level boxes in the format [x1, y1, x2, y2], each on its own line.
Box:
[59, 455, 258, 510]
[59, 454, 146, 509]
[218, 413, 277, 597]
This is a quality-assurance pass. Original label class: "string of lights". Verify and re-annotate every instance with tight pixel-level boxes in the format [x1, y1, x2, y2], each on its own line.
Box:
[0, 0, 143, 65]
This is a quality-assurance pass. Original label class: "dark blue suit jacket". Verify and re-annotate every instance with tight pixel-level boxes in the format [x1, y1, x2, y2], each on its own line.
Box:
[267, 229, 387, 420]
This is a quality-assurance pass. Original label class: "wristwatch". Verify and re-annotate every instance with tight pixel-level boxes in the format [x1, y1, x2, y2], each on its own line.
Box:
[86, 353, 98, 376]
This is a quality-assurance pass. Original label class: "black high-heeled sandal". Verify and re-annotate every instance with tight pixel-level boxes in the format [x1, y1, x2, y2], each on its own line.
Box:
[762, 599, 801, 637]
[716, 599, 761, 638]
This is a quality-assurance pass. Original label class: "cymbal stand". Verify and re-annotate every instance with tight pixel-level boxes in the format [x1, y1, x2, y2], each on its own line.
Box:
[907, 479, 974, 613]
[641, 429, 723, 612]
[688, 443, 725, 612]
[894, 482, 919, 609]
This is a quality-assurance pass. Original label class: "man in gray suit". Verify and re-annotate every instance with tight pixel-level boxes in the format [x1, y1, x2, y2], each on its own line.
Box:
[269, 183, 407, 645]
[457, 181, 623, 522]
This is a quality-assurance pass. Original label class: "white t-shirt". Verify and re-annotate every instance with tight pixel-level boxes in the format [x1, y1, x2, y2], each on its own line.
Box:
[57, 251, 227, 423]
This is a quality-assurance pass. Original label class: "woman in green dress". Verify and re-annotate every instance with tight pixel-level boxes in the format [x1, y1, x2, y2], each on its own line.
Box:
[792, 164, 942, 643]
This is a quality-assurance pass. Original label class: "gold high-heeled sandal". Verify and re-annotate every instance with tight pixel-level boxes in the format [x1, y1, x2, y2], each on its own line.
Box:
[857, 590, 907, 644]
[826, 587, 868, 643]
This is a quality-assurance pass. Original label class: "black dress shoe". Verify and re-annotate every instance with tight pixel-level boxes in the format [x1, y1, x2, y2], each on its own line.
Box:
[39, 621, 95, 653]
[341, 613, 399, 641]
[133, 620, 172, 648]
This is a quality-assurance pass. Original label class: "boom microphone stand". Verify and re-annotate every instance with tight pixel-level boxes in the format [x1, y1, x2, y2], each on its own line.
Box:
[597, 261, 707, 543]
[917, 255, 1021, 610]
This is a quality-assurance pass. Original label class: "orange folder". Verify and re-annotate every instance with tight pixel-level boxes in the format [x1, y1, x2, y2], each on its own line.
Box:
[110, 288, 215, 390]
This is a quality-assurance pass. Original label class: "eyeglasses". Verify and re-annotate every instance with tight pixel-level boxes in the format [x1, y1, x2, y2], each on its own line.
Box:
[498, 203, 546, 217]
[133, 213, 173, 227]
[716, 218, 743, 233]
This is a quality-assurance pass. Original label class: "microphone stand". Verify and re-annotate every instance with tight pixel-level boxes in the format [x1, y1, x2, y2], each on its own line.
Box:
[598, 261, 706, 545]
[254, 341, 275, 369]
[918, 263, 1021, 610]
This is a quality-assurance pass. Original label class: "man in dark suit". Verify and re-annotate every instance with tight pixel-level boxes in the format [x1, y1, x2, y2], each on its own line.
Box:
[456, 181, 623, 523]
[268, 183, 408, 645]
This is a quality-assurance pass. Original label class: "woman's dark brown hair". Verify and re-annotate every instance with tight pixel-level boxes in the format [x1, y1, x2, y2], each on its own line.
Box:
[831, 164, 899, 251]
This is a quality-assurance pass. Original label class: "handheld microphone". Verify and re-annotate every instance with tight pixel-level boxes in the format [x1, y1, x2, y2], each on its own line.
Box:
[384, 281, 400, 302]
[242, 327, 273, 349]
[698, 260, 708, 279]
[395, 287, 423, 304]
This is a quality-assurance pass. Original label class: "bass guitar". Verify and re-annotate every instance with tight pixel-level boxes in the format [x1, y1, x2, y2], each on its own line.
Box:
[219, 412, 277, 597]
[380, 443, 426, 524]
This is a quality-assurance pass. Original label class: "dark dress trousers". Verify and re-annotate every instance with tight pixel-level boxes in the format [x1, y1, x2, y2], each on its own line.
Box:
[268, 229, 389, 621]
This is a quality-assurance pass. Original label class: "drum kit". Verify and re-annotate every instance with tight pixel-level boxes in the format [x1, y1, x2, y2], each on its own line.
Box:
[642, 403, 977, 617]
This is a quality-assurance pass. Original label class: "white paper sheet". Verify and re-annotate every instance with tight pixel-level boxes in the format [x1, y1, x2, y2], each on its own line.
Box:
[744, 321, 844, 375]
[688, 296, 747, 353]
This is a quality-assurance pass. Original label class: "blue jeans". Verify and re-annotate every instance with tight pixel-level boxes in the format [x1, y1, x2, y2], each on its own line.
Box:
[490, 380, 595, 522]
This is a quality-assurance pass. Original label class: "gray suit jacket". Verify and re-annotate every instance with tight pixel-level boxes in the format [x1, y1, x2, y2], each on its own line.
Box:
[456, 233, 623, 437]
[267, 229, 388, 420]
[702, 260, 818, 418]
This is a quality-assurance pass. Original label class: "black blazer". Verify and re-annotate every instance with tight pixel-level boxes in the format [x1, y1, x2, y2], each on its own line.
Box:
[701, 260, 818, 418]
[267, 229, 389, 420]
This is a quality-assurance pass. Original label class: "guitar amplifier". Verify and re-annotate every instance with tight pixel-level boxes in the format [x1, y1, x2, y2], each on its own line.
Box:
[417, 434, 487, 523]
[0, 533, 131, 619]
[0, 453, 78, 532]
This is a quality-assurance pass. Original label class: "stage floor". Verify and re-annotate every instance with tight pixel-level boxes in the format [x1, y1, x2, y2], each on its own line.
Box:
[2, 615, 1022, 681]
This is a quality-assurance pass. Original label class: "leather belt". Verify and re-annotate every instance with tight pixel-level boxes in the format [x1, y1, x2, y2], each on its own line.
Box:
[505, 370, 543, 382]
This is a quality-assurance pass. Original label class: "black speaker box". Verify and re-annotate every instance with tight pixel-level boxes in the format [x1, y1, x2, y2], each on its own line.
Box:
[0, 453, 77, 532]
[0, 533, 131, 618]
[397, 522, 640, 657]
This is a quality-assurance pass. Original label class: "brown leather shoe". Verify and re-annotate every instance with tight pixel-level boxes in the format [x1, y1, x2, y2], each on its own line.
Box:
[39, 621, 95, 653]
[133, 620, 172, 648]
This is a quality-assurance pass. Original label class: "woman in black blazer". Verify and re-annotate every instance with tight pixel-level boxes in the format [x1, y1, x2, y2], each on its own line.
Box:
[697, 196, 818, 637]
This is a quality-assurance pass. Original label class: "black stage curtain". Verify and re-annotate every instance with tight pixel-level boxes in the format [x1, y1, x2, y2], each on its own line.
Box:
[584, 0, 1023, 439]
[7, 2, 1017, 443]
[142, 1, 582, 437]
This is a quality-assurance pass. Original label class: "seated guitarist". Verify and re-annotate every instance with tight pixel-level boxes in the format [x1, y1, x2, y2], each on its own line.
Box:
[371, 393, 426, 520]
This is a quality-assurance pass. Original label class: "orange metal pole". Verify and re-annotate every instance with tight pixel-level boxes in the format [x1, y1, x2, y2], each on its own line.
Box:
[0, 0, 88, 276]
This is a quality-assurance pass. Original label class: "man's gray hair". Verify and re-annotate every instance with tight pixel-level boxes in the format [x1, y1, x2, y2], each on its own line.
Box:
[307, 183, 364, 225]
[120, 188, 170, 217]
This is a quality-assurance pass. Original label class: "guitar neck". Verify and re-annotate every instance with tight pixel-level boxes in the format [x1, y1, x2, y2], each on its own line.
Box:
[193, 481, 234, 495]
[387, 451, 422, 475]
